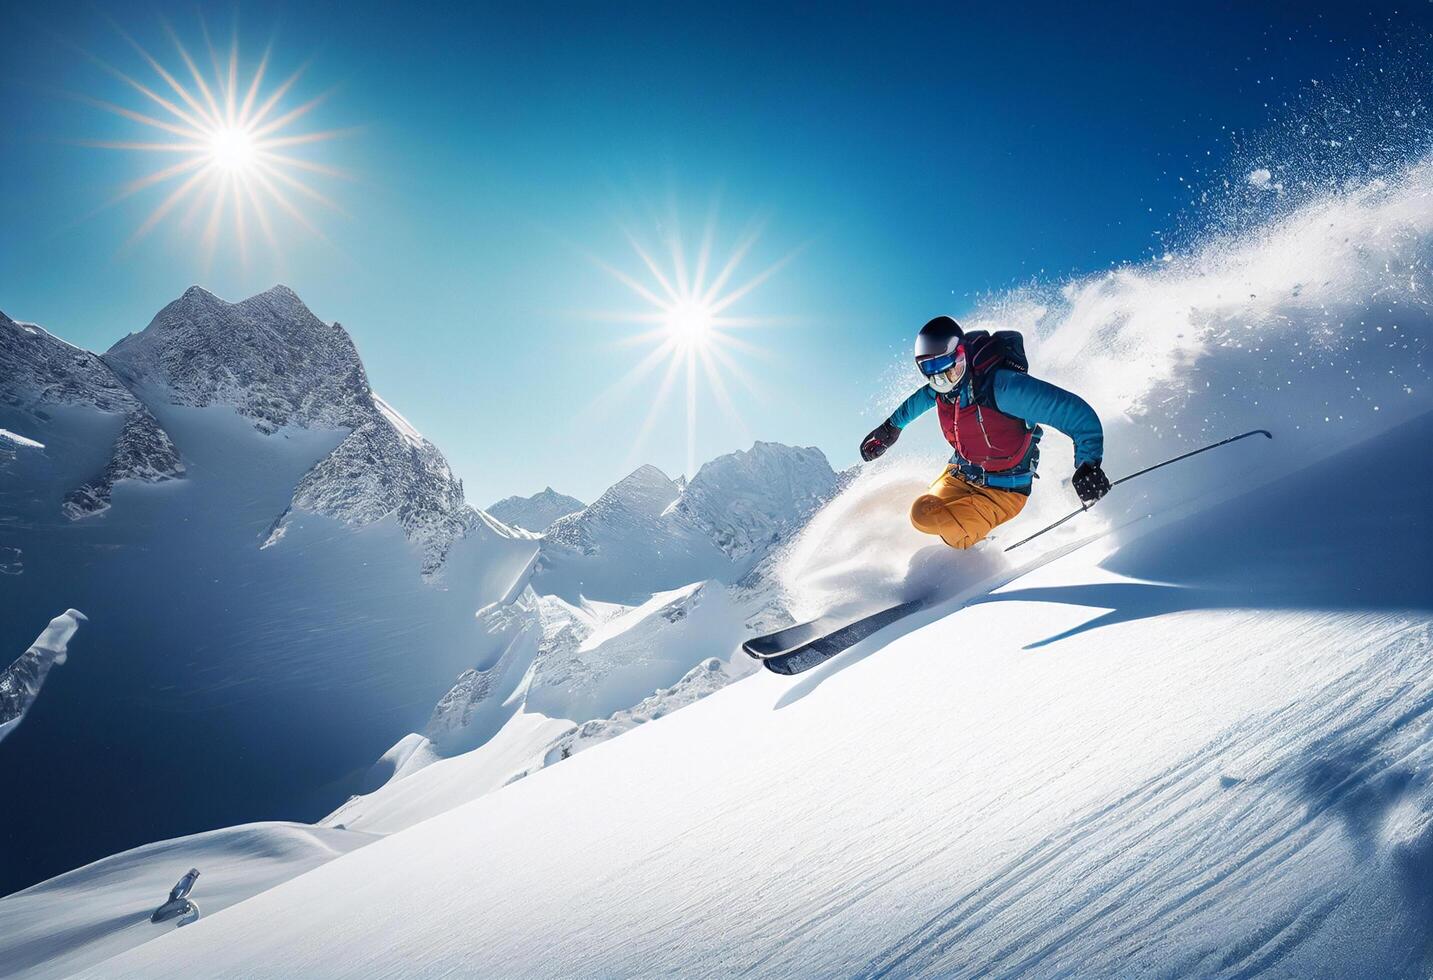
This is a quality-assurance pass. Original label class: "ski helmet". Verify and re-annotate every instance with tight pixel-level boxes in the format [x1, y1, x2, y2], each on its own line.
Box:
[914, 315, 966, 393]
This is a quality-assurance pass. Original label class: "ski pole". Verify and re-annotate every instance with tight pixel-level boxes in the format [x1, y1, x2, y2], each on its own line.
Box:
[1002, 429, 1273, 553]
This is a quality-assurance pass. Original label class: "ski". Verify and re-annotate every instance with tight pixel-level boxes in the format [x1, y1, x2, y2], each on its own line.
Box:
[743, 609, 870, 660]
[748, 600, 925, 675]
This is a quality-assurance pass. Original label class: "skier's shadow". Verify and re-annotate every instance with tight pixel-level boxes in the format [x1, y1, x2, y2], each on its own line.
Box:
[969, 582, 1236, 649]
[974, 569, 1433, 650]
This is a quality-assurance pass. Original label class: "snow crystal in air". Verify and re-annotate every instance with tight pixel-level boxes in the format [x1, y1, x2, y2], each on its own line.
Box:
[1247, 168, 1282, 192]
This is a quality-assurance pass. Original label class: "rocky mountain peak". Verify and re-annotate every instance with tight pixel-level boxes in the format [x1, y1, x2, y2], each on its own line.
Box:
[675, 441, 838, 561]
[104, 285, 369, 434]
[487, 486, 585, 533]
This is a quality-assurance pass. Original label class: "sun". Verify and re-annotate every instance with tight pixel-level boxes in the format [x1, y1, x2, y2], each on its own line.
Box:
[665, 300, 714, 349]
[74, 14, 352, 261]
[208, 126, 257, 172]
[581, 208, 803, 477]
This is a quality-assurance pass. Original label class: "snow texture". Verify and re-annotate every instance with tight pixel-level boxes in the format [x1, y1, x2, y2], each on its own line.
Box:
[673, 440, 838, 560]
[102, 285, 502, 577]
[544, 655, 752, 765]
[486, 486, 585, 532]
[81, 408, 1433, 979]
[0, 610, 86, 744]
[1, 310, 185, 518]
[103, 285, 373, 434]
[536, 444, 836, 604]
[0, 821, 374, 980]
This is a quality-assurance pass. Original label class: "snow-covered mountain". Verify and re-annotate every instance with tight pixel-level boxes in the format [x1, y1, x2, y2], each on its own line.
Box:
[674, 440, 837, 560]
[0, 286, 536, 897]
[0, 283, 838, 899]
[486, 486, 585, 532]
[103, 285, 490, 577]
[103, 285, 371, 433]
[335, 441, 839, 813]
[1, 310, 184, 519]
[535, 444, 837, 603]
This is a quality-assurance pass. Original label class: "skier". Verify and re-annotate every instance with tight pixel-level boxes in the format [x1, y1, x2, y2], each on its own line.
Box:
[859, 316, 1109, 549]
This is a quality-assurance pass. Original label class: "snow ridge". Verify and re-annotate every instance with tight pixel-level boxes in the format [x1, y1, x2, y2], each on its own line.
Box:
[0, 310, 185, 517]
[99, 285, 505, 576]
[62, 407, 185, 519]
[544, 655, 749, 765]
[535, 446, 837, 604]
[543, 464, 680, 555]
[674, 440, 838, 560]
[487, 487, 585, 532]
[104, 285, 372, 434]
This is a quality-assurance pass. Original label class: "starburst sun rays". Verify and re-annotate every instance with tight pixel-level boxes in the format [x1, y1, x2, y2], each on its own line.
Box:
[73, 15, 352, 263]
[584, 212, 802, 477]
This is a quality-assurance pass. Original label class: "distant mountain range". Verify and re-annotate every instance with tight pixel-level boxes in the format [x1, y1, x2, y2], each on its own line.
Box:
[486, 487, 585, 532]
[0, 285, 838, 896]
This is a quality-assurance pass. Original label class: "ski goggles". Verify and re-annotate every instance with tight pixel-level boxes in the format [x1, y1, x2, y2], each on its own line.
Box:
[917, 347, 965, 393]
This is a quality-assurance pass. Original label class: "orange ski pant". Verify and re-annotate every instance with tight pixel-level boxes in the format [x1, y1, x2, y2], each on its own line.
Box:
[910, 467, 1028, 549]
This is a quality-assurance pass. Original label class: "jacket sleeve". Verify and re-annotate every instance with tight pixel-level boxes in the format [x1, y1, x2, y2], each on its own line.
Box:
[993, 371, 1104, 466]
[888, 386, 937, 430]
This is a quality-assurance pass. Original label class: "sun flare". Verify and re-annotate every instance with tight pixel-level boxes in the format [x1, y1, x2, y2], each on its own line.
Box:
[583, 210, 802, 477]
[75, 14, 351, 261]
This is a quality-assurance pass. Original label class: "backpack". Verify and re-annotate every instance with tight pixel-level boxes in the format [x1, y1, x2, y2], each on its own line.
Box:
[961, 330, 1029, 408]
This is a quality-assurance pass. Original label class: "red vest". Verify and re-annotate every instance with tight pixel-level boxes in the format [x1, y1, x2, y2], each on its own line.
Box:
[935, 395, 1033, 472]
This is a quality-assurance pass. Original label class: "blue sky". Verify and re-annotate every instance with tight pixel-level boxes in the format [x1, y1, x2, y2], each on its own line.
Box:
[2, 1, 1427, 504]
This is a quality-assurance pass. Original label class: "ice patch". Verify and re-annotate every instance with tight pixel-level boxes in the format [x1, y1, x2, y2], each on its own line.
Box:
[0, 428, 44, 449]
[0, 609, 88, 744]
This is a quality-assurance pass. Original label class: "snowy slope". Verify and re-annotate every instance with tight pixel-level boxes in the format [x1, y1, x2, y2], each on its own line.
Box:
[332, 579, 760, 831]
[84, 410, 1433, 979]
[0, 821, 375, 980]
[333, 444, 834, 820]
[486, 486, 585, 532]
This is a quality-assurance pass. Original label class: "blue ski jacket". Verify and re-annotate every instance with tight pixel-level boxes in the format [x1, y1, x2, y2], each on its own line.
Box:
[889, 369, 1103, 490]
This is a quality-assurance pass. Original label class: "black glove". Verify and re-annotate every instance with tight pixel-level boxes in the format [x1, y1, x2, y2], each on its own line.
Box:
[1072, 460, 1111, 504]
[860, 420, 901, 461]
